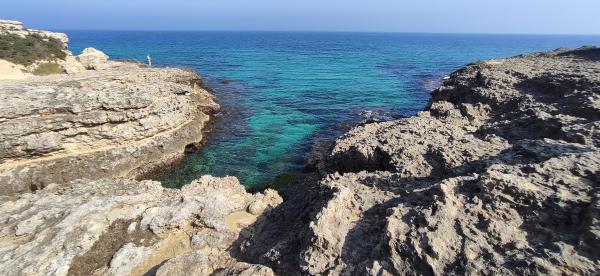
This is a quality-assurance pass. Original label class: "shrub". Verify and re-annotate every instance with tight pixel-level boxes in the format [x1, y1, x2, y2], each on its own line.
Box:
[0, 33, 66, 66]
[32, 62, 64, 75]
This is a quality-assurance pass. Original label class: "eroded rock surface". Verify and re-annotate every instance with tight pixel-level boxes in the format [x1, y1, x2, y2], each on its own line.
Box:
[77, 47, 111, 70]
[236, 48, 600, 275]
[0, 65, 219, 195]
[0, 176, 281, 276]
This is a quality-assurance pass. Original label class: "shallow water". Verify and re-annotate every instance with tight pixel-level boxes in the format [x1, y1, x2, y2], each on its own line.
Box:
[67, 31, 600, 189]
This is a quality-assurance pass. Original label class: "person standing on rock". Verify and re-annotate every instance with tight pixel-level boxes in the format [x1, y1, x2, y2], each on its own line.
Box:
[147, 54, 152, 67]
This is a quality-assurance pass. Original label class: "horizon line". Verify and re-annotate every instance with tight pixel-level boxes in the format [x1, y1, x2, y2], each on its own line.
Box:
[52, 29, 600, 37]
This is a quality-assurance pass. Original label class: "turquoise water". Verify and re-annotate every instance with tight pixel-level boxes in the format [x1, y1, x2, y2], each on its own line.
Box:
[67, 31, 600, 189]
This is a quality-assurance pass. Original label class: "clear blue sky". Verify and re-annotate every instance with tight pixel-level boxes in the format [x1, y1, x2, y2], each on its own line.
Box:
[3, 0, 600, 34]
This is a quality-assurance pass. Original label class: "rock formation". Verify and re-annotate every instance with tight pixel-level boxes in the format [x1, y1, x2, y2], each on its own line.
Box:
[77, 47, 111, 70]
[235, 47, 600, 275]
[0, 65, 219, 195]
[1, 19, 599, 276]
[0, 19, 115, 77]
[0, 176, 281, 275]
[0, 19, 68, 47]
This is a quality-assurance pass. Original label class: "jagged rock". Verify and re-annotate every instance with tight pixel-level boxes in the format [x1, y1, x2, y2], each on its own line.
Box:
[0, 65, 220, 195]
[60, 55, 86, 74]
[236, 48, 600, 275]
[0, 176, 282, 276]
[213, 262, 276, 276]
[77, 47, 110, 70]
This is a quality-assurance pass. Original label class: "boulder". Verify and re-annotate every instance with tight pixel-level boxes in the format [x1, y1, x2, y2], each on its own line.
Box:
[77, 47, 110, 70]
[60, 55, 86, 74]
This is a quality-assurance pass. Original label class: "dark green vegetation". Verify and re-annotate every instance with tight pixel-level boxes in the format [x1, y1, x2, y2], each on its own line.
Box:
[0, 33, 66, 66]
[32, 62, 64, 75]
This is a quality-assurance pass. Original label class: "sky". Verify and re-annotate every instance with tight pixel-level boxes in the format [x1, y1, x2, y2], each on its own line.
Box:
[2, 0, 600, 34]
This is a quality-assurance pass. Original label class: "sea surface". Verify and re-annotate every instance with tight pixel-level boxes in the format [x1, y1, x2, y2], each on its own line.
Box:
[67, 31, 600, 189]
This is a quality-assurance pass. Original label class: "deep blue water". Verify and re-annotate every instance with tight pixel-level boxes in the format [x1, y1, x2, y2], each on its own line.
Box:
[66, 31, 600, 189]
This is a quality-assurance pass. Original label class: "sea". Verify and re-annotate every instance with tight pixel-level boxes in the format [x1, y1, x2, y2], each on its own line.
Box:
[66, 31, 600, 189]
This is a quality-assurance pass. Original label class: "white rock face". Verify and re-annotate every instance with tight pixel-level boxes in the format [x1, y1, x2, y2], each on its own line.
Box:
[0, 19, 23, 30]
[60, 55, 86, 74]
[0, 19, 68, 47]
[0, 66, 219, 194]
[77, 47, 110, 70]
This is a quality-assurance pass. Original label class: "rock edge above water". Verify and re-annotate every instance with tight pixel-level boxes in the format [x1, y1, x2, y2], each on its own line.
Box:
[235, 47, 600, 275]
[0, 65, 219, 195]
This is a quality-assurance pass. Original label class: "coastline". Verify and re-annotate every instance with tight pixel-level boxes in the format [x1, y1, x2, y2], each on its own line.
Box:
[1, 20, 599, 275]
[136, 83, 221, 182]
[0, 67, 220, 195]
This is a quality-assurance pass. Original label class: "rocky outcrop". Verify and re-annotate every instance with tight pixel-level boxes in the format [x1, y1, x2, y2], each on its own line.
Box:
[0, 19, 68, 47]
[77, 47, 111, 70]
[0, 64, 219, 195]
[61, 55, 87, 74]
[0, 176, 281, 276]
[235, 48, 600, 275]
[0, 19, 114, 75]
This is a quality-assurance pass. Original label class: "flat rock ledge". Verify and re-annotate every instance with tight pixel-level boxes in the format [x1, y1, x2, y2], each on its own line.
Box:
[235, 48, 600, 275]
[0, 64, 219, 195]
[0, 176, 281, 276]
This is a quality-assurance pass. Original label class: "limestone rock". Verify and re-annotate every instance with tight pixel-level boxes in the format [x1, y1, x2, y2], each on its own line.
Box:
[0, 19, 23, 31]
[213, 262, 276, 276]
[0, 65, 219, 195]
[0, 19, 68, 47]
[236, 48, 600, 275]
[60, 55, 86, 74]
[0, 176, 283, 276]
[156, 252, 214, 276]
[77, 47, 110, 70]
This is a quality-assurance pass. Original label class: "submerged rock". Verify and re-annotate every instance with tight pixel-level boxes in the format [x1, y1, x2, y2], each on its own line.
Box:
[235, 48, 600, 275]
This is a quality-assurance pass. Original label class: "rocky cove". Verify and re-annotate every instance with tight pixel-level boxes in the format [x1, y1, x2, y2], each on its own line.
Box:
[1, 21, 600, 276]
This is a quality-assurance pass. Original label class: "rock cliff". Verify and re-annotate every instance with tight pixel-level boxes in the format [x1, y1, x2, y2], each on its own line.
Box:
[0, 64, 219, 195]
[235, 47, 600, 275]
[0, 21, 289, 276]
[0, 19, 68, 47]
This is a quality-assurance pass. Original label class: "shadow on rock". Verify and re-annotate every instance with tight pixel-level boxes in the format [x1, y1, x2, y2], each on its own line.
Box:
[229, 173, 334, 274]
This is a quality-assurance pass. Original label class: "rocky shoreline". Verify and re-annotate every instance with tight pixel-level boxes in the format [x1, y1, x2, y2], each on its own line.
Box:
[235, 47, 600, 275]
[1, 21, 599, 276]
[0, 66, 220, 195]
[0, 21, 221, 195]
